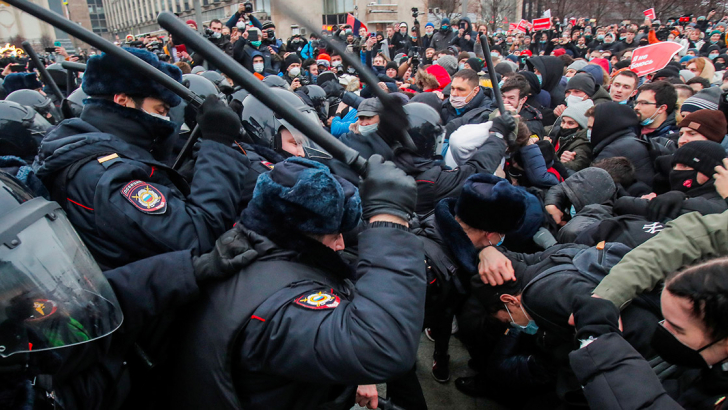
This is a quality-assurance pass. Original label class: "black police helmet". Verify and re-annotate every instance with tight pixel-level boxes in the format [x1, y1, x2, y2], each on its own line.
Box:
[6, 89, 62, 125]
[62, 86, 87, 118]
[200, 70, 234, 94]
[182, 74, 220, 98]
[0, 100, 52, 150]
[241, 88, 318, 150]
[45, 62, 68, 88]
[404, 102, 444, 159]
[262, 75, 290, 90]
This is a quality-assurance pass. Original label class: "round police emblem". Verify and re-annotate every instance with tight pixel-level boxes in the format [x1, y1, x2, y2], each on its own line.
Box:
[121, 180, 168, 214]
[294, 291, 341, 310]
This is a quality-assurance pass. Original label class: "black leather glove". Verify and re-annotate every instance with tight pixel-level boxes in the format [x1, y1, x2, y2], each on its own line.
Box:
[360, 154, 417, 221]
[378, 95, 410, 149]
[196, 95, 241, 146]
[192, 225, 258, 283]
[322, 80, 344, 98]
[490, 111, 517, 136]
[647, 191, 687, 222]
[572, 295, 621, 340]
[491, 112, 518, 150]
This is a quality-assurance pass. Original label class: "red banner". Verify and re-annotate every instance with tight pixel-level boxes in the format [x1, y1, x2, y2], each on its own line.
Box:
[569, 17, 577, 25]
[509, 23, 518, 32]
[516, 19, 530, 33]
[629, 42, 683, 77]
[643, 8, 656, 20]
[532, 17, 551, 31]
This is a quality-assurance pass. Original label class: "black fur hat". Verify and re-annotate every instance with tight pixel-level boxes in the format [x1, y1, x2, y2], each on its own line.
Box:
[82, 47, 183, 107]
[454, 173, 527, 233]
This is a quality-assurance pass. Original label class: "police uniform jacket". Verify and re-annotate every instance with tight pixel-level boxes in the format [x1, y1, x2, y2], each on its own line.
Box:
[34, 99, 250, 269]
[166, 223, 426, 410]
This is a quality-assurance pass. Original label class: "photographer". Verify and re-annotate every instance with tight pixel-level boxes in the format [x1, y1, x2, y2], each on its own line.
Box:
[234, 27, 280, 76]
[261, 22, 283, 54]
[225, 2, 262, 33]
[451, 17, 477, 52]
[282, 53, 304, 90]
[206, 19, 233, 56]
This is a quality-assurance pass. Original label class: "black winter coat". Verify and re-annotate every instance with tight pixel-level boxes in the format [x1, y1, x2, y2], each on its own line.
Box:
[166, 224, 426, 410]
[34, 99, 250, 269]
[614, 181, 728, 218]
[592, 129, 655, 188]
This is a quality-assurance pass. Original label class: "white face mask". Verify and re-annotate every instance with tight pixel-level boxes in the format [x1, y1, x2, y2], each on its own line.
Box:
[253, 62, 265, 73]
[332, 60, 342, 67]
[289, 67, 301, 77]
[236, 21, 246, 30]
[359, 122, 378, 135]
[450, 87, 476, 109]
[145, 110, 171, 122]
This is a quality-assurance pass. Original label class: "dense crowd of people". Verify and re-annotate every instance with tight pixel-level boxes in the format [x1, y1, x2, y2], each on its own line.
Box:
[3, 4, 728, 410]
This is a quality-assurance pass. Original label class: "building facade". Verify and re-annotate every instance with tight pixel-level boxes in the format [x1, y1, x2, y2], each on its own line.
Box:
[0, 0, 57, 43]
[103, 0, 428, 40]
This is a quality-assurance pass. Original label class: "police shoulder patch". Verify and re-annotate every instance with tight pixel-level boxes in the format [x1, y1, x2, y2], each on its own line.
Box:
[121, 180, 167, 214]
[260, 160, 274, 170]
[294, 290, 340, 310]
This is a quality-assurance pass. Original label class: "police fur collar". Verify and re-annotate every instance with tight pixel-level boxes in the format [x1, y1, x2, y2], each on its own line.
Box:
[82, 98, 177, 161]
[244, 222, 355, 281]
[434, 198, 479, 274]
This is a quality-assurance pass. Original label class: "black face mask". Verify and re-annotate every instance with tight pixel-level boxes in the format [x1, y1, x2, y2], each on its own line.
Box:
[669, 169, 700, 192]
[651, 322, 718, 369]
[559, 126, 579, 138]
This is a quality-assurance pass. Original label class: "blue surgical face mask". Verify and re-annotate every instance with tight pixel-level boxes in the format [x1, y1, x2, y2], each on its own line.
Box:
[618, 99, 628, 104]
[569, 205, 577, 217]
[586, 128, 592, 141]
[536, 74, 543, 85]
[640, 109, 660, 126]
[505, 304, 539, 335]
[458, 63, 466, 70]
[489, 233, 505, 247]
[597, 34, 605, 40]
[359, 122, 378, 136]
[498, 79, 505, 88]
[251, 40, 262, 47]
[710, 53, 719, 59]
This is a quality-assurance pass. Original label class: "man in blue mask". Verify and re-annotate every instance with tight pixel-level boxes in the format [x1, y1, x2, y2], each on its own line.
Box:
[634, 80, 679, 140]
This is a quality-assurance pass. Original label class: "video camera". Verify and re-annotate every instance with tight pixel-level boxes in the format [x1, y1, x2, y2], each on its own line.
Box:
[411, 7, 419, 18]
[244, 1, 253, 13]
[409, 46, 420, 72]
[266, 29, 275, 39]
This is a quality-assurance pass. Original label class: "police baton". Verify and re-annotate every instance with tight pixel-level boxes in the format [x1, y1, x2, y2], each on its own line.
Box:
[21, 41, 64, 103]
[478, 34, 506, 114]
[61, 61, 85, 95]
[60, 61, 86, 72]
[4, 0, 205, 170]
[5, 0, 201, 109]
[157, 11, 368, 175]
[274, 1, 417, 152]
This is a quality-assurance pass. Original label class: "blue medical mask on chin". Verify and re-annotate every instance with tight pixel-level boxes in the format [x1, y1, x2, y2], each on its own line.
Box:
[488, 233, 505, 247]
[640, 109, 660, 126]
[505, 304, 539, 335]
[536, 74, 543, 85]
[586, 129, 592, 141]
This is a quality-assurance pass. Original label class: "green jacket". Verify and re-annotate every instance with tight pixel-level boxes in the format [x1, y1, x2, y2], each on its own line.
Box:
[594, 211, 728, 309]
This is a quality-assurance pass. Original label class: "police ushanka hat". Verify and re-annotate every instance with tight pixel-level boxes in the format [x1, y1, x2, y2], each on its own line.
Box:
[82, 47, 183, 107]
[455, 173, 527, 234]
[242, 157, 362, 235]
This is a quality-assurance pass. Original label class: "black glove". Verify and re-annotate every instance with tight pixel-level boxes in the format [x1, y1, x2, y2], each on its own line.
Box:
[490, 111, 517, 150]
[572, 295, 621, 340]
[647, 191, 687, 222]
[378, 95, 409, 149]
[360, 154, 416, 221]
[192, 225, 258, 283]
[196, 95, 241, 146]
[322, 80, 344, 98]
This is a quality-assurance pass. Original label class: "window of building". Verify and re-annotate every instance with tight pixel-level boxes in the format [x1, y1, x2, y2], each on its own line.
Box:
[254, 0, 270, 14]
[322, 0, 353, 15]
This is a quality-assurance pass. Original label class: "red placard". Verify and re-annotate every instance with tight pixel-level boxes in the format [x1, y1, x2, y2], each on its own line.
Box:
[629, 42, 684, 77]
[516, 19, 530, 33]
[532, 17, 551, 31]
[643, 8, 656, 20]
[569, 17, 577, 25]
[509, 23, 518, 32]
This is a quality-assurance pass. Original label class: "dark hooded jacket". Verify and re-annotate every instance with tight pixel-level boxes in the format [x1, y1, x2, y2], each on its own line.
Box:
[430, 26, 457, 51]
[527, 56, 566, 109]
[614, 179, 728, 218]
[521, 71, 555, 125]
[450, 17, 477, 52]
[553, 127, 592, 172]
[591, 84, 612, 105]
[590, 102, 655, 188]
[441, 85, 496, 123]
[33, 99, 250, 269]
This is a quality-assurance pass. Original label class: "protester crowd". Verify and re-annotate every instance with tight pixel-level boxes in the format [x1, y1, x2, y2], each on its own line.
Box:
[4, 3, 728, 410]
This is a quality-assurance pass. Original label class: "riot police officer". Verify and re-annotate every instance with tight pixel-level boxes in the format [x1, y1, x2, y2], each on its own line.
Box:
[33, 47, 250, 269]
[166, 155, 425, 410]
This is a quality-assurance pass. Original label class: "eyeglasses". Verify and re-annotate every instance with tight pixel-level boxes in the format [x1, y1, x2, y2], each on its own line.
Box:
[635, 101, 658, 106]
